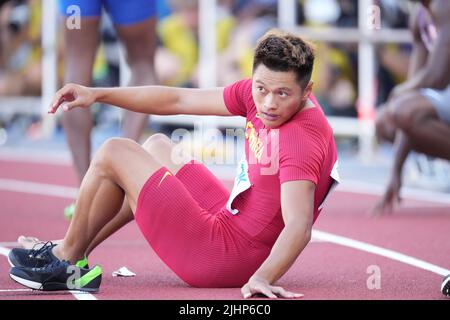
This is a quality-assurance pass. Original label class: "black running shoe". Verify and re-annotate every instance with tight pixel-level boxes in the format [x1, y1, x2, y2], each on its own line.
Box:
[442, 274, 450, 297]
[8, 242, 89, 269]
[10, 260, 102, 292]
[8, 242, 58, 268]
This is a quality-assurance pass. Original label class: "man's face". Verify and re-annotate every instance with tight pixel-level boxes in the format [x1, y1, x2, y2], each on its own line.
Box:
[252, 64, 309, 128]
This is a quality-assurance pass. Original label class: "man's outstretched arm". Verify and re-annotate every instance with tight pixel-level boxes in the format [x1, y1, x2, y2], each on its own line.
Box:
[48, 84, 233, 117]
[241, 180, 314, 299]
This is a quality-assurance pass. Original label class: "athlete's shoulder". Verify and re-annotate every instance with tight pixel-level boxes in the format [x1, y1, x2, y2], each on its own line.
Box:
[430, 0, 450, 26]
[284, 96, 331, 134]
[409, 3, 423, 41]
[279, 114, 331, 153]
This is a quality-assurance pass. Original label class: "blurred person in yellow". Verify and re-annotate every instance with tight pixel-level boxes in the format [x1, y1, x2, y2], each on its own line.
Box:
[301, 0, 357, 117]
[156, 0, 235, 87]
[216, 0, 278, 86]
[0, 0, 42, 96]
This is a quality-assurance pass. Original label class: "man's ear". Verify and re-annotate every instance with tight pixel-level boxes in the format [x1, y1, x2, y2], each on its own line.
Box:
[302, 81, 314, 101]
[304, 81, 313, 97]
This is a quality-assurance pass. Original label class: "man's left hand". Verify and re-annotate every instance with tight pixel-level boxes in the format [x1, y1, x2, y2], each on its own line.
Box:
[241, 276, 303, 299]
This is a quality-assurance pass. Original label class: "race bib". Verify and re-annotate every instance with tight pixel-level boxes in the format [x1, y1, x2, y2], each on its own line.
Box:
[226, 156, 252, 215]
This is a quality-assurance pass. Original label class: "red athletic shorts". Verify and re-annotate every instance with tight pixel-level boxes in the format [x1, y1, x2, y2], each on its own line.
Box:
[135, 160, 272, 288]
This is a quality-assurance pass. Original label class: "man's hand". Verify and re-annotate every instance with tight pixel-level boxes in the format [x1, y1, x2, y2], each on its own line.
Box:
[370, 174, 402, 216]
[241, 276, 303, 299]
[48, 83, 96, 114]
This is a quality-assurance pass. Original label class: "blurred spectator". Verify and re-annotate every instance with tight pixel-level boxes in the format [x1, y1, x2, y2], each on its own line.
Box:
[312, 43, 357, 117]
[156, 0, 235, 87]
[303, 0, 341, 26]
[231, 0, 277, 22]
[300, 0, 358, 117]
[335, 0, 358, 27]
[0, 0, 42, 96]
[375, 0, 411, 105]
[216, 0, 277, 85]
[376, 43, 411, 105]
[378, 0, 409, 29]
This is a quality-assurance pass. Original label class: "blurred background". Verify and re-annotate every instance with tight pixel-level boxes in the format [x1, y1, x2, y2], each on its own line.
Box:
[0, 0, 449, 192]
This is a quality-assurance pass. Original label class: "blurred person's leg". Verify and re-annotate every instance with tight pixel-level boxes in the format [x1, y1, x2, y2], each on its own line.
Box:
[58, 0, 102, 183]
[0, 2, 14, 62]
[60, 19, 99, 183]
[105, 0, 157, 141]
[389, 89, 450, 160]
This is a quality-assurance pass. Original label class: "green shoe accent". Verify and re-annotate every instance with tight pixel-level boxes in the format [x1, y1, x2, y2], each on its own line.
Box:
[74, 265, 102, 289]
[64, 203, 76, 220]
[75, 256, 89, 268]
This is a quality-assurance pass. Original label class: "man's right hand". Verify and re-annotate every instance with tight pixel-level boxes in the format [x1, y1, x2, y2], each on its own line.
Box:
[48, 83, 96, 114]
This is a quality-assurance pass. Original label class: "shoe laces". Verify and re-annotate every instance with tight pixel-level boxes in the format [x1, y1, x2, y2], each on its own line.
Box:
[29, 241, 55, 259]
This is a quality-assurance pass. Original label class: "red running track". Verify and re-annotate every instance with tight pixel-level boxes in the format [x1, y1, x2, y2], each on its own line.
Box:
[0, 159, 449, 300]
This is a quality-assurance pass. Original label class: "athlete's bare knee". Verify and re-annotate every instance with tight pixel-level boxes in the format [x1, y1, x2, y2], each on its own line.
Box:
[92, 138, 136, 173]
[376, 122, 394, 142]
[375, 107, 394, 142]
[141, 134, 188, 172]
[389, 98, 414, 131]
[390, 92, 437, 131]
[142, 133, 172, 152]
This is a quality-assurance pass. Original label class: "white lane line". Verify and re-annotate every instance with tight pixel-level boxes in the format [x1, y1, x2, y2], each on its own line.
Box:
[0, 289, 32, 292]
[0, 178, 77, 199]
[312, 229, 450, 277]
[0, 246, 96, 300]
[0, 149, 71, 166]
[0, 247, 11, 258]
[69, 291, 98, 300]
[0, 242, 19, 247]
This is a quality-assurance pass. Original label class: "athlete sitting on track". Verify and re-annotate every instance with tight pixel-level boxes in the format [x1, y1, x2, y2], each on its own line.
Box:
[8, 30, 339, 298]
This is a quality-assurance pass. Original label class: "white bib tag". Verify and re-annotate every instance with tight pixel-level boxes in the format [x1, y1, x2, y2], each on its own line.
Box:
[226, 156, 252, 215]
[318, 160, 341, 210]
